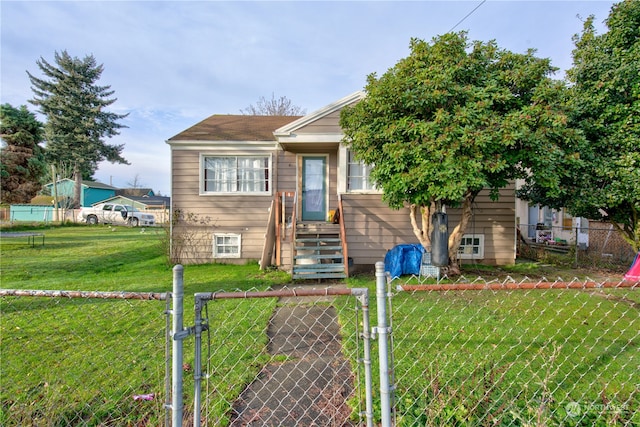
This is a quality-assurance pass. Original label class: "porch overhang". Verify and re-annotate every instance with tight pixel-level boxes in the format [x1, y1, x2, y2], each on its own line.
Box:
[276, 133, 342, 152]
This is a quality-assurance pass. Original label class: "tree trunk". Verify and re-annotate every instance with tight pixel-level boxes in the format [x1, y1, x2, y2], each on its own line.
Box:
[410, 203, 435, 249]
[73, 166, 82, 209]
[446, 192, 476, 276]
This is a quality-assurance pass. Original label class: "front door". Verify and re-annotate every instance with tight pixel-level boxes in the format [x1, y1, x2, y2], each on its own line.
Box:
[301, 156, 326, 221]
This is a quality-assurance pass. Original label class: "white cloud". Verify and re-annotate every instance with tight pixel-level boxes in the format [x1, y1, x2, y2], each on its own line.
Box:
[1, 0, 616, 196]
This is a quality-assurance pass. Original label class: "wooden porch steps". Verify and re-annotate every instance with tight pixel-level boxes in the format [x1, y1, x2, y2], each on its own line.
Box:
[293, 223, 347, 280]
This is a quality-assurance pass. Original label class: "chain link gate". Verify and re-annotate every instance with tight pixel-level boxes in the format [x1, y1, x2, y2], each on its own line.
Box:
[191, 286, 374, 426]
[168, 265, 374, 426]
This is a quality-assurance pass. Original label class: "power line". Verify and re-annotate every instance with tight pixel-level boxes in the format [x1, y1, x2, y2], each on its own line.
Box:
[449, 0, 486, 32]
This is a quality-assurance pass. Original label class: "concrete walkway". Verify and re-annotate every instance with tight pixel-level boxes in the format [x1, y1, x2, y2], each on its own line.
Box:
[229, 285, 356, 426]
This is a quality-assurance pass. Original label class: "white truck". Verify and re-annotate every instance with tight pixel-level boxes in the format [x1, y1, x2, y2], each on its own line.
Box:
[78, 203, 155, 227]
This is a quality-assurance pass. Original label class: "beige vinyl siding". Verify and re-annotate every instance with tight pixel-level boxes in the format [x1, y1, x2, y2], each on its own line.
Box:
[293, 111, 343, 134]
[171, 149, 275, 264]
[341, 186, 516, 267]
[276, 150, 297, 191]
[462, 186, 516, 265]
[341, 194, 415, 266]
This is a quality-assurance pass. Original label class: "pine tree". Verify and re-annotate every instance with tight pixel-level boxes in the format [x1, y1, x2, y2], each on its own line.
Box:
[28, 50, 129, 207]
[0, 104, 47, 204]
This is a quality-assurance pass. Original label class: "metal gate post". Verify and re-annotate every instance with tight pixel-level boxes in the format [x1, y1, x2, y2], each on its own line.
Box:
[171, 265, 184, 426]
[193, 295, 205, 427]
[354, 288, 374, 427]
[164, 295, 172, 427]
[375, 261, 393, 427]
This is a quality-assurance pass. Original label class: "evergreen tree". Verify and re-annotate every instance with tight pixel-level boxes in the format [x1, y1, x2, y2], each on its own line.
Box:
[28, 50, 129, 207]
[0, 103, 47, 204]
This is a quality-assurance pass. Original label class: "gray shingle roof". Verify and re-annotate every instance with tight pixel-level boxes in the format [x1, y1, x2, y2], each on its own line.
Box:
[168, 115, 301, 141]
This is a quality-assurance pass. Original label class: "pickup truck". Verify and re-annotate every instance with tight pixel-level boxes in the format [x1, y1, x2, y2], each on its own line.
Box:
[78, 203, 155, 227]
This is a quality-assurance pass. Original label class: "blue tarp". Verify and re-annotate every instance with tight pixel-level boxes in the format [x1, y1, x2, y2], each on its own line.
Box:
[384, 244, 425, 280]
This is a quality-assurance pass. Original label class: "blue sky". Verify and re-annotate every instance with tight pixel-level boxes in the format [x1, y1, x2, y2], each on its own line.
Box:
[1, 0, 616, 196]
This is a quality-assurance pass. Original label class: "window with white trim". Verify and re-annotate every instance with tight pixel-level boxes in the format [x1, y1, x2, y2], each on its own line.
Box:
[203, 155, 270, 194]
[347, 150, 375, 191]
[457, 234, 485, 259]
[213, 233, 241, 258]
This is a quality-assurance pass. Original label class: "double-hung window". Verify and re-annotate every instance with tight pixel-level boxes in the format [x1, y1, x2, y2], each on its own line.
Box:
[203, 155, 270, 194]
[347, 150, 375, 192]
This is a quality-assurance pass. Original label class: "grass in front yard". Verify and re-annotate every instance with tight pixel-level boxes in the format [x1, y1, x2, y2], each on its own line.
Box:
[0, 224, 290, 426]
[339, 274, 639, 426]
[2, 225, 637, 425]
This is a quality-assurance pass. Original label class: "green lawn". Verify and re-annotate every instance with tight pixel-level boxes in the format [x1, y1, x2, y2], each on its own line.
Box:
[1, 224, 638, 426]
[337, 275, 639, 426]
[0, 224, 290, 426]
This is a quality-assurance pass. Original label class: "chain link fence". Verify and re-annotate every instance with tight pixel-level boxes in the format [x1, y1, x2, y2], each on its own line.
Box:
[2, 273, 638, 426]
[0, 290, 170, 427]
[518, 223, 636, 269]
[384, 275, 640, 426]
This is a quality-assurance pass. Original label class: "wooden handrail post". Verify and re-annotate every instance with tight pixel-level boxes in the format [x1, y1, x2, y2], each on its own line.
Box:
[275, 193, 281, 266]
[338, 194, 349, 278]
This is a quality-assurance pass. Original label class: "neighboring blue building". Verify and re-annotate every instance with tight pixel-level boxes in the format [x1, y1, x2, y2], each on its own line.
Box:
[9, 181, 170, 223]
[43, 179, 117, 207]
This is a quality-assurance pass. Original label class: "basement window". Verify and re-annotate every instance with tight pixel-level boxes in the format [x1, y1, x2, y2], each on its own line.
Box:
[457, 234, 485, 260]
[213, 233, 241, 259]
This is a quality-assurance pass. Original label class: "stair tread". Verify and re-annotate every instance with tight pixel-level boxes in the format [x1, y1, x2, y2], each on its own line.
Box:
[294, 254, 344, 260]
[296, 238, 341, 242]
[293, 270, 346, 275]
[291, 223, 346, 280]
[293, 273, 347, 280]
[295, 246, 343, 251]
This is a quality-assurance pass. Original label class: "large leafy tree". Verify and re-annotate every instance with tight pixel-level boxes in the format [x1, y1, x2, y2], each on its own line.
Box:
[518, 0, 640, 252]
[28, 51, 129, 207]
[340, 33, 579, 272]
[0, 104, 47, 204]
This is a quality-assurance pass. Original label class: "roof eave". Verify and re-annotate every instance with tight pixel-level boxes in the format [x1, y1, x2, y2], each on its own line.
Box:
[166, 139, 279, 150]
[273, 91, 365, 137]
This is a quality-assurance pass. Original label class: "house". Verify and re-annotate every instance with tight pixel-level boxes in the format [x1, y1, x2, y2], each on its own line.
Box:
[514, 180, 588, 247]
[43, 179, 117, 207]
[167, 92, 516, 278]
